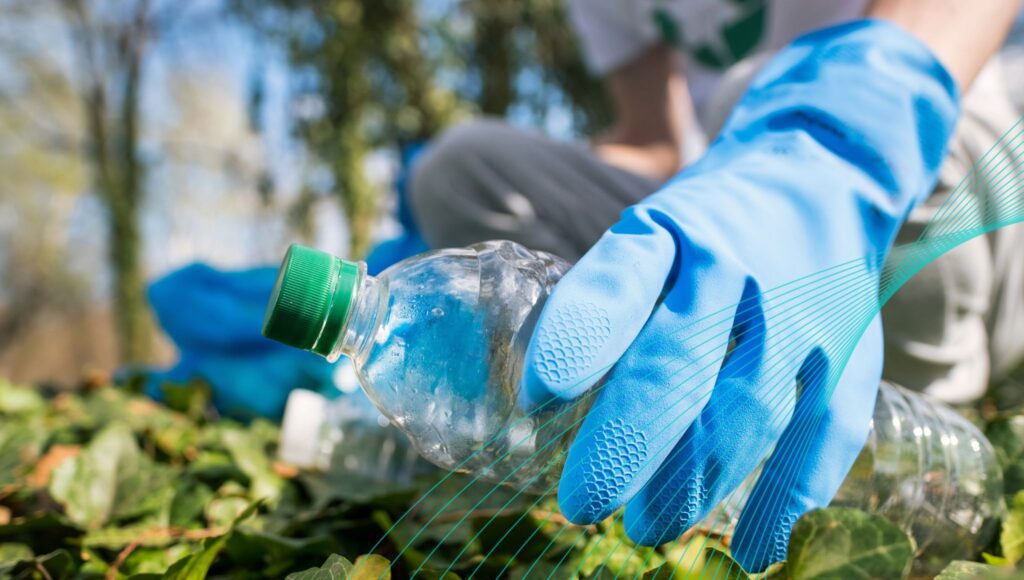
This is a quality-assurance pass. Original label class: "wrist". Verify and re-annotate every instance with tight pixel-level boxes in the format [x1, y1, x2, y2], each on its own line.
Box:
[715, 19, 959, 214]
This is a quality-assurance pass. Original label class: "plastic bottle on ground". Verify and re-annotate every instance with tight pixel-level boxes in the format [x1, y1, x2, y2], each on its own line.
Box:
[277, 387, 431, 484]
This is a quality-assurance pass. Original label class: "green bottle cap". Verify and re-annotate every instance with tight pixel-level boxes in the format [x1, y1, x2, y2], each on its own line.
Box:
[262, 244, 361, 357]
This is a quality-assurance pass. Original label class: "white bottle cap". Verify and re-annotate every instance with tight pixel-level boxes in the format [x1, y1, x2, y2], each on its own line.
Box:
[278, 389, 328, 469]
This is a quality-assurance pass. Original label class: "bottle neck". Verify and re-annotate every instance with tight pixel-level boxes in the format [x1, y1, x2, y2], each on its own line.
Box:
[327, 272, 386, 363]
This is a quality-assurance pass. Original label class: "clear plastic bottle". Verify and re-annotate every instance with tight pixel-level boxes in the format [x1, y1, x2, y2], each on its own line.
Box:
[262, 240, 586, 492]
[831, 382, 1004, 575]
[277, 387, 431, 484]
[708, 382, 1003, 575]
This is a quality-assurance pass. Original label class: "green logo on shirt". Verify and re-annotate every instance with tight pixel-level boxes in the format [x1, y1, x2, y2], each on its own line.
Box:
[653, 0, 767, 69]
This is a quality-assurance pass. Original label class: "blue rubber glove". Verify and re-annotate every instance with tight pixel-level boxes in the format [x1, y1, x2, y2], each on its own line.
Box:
[146, 263, 335, 420]
[521, 20, 958, 572]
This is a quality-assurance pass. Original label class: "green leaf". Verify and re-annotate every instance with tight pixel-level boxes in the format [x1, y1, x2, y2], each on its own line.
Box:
[285, 553, 354, 579]
[169, 482, 216, 528]
[0, 380, 46, 415]
[701, 548, 750, 580]
[577, 517, 664, 577]
[82, 525, 176, 549]
[205, 496, 252, 529]
[1001, 490, 1024, 564]
[0, 543, 34, 574]
[224, 528, 332, 571]
[162, 501, 260, 579]
[48, 423, 175, 528]
[786, 507, 915, 579]
[162, 532, 230, 580]
[284, 553, 394, 580]
[935, 560, 1013, 579]
[509, 560, 577, 580]
[0, 421, 41, 487]
[981, 552, 1011, 566]
[4, 549, 78, 579]
[159, 380, 214, 422]
[299, 471, 419, 509]
[123, 545, 197, 576]
[986, 415, 1024, 500]
[351, 554, 392, 579]
[218, 426, 285, 505]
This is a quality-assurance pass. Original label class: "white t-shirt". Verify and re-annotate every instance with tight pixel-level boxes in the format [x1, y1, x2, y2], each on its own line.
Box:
[569, 0, 868, 112]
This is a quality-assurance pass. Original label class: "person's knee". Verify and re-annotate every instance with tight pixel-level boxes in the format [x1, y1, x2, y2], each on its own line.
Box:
[409, 118, 516, 245]
[411, 118, 508, 203]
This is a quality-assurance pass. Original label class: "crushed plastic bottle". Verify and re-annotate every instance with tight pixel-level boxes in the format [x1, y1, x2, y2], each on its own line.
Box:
[262, 240, 586, 493]
[262, 241, 1003, 572]
[832, 382, 1004, 575]
[708, 382, 1004, 575]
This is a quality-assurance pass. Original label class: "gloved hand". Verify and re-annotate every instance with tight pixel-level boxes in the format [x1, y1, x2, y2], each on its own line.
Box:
[521, 20, 958, 572]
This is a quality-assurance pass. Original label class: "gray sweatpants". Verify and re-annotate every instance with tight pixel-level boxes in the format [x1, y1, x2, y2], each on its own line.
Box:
[409, 57, 1024, 404]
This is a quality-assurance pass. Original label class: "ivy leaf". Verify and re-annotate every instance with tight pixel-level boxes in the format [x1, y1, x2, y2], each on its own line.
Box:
[351, 554, 392, 579]
[0, 421, 41, 488]
[935, 560, 1013, 579]
[81, 525, 177, 549]
[169, 482, 216, 528]
[577, 518, 664, 577]
[122, 544, 197, 576]
[217, 426, 285, 506]
[163, 531, 232, 580]
[786, 507, 915, 579]
[48, 423, 175, 528]
[985, 415, 1024, 500]
[224, 528, 333, 574]
[2, 549, 77, 579]
[1000, 490, 1024, 564]
[160, 380, 214, 422]
[163, 501, 261, 579]
[285, 553, 393, 580]
[0, 543, 33, 574]
[205, 496, 253, 529]
[981, 553, 1011, 566]
[0, 380, 46, 415]
[285, 553, 354, 579]
[701, 547, 750, 579]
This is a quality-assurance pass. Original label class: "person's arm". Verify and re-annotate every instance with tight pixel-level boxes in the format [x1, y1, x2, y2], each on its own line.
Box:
[869, 0, 1021, 90]
[593, 45, 689, 182]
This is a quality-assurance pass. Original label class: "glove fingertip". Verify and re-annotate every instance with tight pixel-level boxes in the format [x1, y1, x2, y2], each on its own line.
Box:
[731, 502, 797, 574]
[556, 476, 613, 525]
[623, 503, 676, 547]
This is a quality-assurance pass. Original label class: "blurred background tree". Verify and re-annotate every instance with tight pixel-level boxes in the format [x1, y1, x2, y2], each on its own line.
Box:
[236, 0, 611, 256]
[55, 0, 169, 364]
[0, 0, 1020, 384]
[0, 0, 610, 382]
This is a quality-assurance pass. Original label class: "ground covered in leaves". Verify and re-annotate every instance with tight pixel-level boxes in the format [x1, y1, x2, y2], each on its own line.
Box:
[3, 378, 1024, 579]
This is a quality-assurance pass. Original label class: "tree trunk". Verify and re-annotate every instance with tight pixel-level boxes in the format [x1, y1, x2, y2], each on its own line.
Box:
[474, 0, 517, 116]
[107, 192, 149, 363]
[70, 0, 152, 364]
[111, 7, 150, 363]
